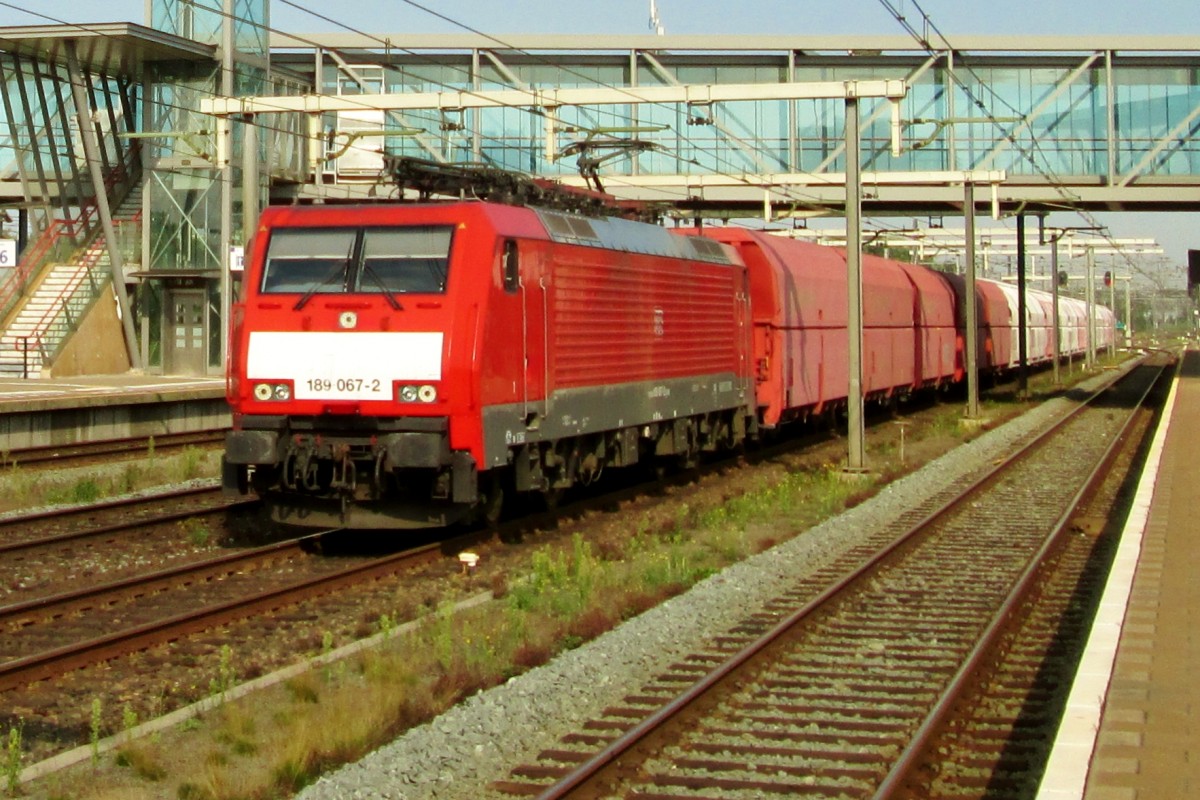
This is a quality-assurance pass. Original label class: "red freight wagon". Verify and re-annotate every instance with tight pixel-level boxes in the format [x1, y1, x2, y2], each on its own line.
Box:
[684, 228, 949, 427]
[224, 202, 754, 528]
[894, 260, 962, 388]
[962, 278, 1017, 372]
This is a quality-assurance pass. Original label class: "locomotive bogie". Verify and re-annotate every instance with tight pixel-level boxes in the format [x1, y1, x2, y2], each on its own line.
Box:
[223, 413, 483, 528]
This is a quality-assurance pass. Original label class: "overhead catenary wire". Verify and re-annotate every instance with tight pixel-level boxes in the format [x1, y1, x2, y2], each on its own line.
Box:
[873, 0, 1163, 281]
[0, 0, 841, 215]
[269, 0, 847, 211]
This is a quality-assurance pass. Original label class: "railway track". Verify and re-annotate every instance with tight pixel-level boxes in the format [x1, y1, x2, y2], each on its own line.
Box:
[3, 429, 225, 469]
[0, 483, 232, 549]
[2, 535, 428, 693]
[0, 484, 259, 604]
[0, 518, 499, 694]
[494, 355, 1168, 799]
[0, 358, 1146, 781]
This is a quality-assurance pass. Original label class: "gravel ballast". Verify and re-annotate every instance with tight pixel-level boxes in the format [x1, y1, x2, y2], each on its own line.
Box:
[295, 368, 1126, 800]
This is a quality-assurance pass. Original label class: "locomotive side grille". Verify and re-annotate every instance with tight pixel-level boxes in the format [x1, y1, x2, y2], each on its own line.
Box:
[686, 236, 729, 262]
[535, 209, 735, 266]
[541, 211, 600, 244]
[550, 256, 742, 388]
[566, 216, 599, 240]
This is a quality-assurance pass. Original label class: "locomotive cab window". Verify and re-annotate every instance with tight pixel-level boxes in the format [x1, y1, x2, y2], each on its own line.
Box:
[261, 229, 356, 294]
[260, 226, 452, 296]
[502, 239, 519, 293]
[357, 226, 452, 294]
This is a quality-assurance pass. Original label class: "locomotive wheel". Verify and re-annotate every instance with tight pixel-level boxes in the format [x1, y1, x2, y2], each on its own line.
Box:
[479, 473, 505, 526]
[541, 487, 563, 512]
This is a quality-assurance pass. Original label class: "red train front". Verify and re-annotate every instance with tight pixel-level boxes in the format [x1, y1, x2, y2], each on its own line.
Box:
[224, 202, 755, 528]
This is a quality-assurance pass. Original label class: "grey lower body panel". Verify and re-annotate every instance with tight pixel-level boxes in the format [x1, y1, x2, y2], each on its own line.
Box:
[481, 373, 752, 467]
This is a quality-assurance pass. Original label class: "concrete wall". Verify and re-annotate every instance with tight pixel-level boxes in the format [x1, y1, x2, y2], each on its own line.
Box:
[49, 291, 131, 378]
[0, 391, 230, 452]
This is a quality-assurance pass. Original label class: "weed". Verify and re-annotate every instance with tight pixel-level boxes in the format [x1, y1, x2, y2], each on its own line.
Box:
[319, 631, 336, 681]
[4, 724, 21, 795]
[120, 463, 143, 493]
[567, 607, 615, 641]
[285, 677, 319, 705]
[69, 478, 101, 504]
[176, 782, 208, 799]
[510, 638, 553, 671]
[180, 517, 211, 548]
[121, 705, 138, 743]
[1, 466, 36, 510]
[89, 697, 102, 766]
[176, 446, 204, 481]
[432, 602, 456, 671]
[216, 731, 258, 757]
[114, 746, 166, 781]
[272, 757, 314, 794]
[209, 645, 235, 700]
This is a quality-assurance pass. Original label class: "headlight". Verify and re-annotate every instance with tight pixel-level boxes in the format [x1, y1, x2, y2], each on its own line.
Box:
[253, 382, 291, 402]
[398, 384, 438, 403]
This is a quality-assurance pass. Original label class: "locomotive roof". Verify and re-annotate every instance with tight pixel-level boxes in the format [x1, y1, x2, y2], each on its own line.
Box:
[534, 208, 737, 266]
[256, 202, 736, 266]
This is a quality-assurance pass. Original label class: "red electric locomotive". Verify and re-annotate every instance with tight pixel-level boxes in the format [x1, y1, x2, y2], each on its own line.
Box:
[224, 202, 756, 528]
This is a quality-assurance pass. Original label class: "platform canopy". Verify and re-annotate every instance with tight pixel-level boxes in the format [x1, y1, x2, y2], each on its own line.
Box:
[0, 23, 214, 77]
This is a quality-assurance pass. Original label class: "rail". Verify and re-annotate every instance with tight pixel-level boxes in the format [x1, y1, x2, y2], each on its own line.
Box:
[0, 527, 478, 692]
[518, 358, 1162, 800]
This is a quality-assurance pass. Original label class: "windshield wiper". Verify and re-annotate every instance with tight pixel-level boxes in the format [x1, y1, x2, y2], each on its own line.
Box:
[293, 260, 350, 311]
[360, 262, 403, 311]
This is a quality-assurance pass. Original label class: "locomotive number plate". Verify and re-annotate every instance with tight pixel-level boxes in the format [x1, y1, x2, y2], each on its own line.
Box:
[247, 331, 443, 401]
[302, 377, 384, 395]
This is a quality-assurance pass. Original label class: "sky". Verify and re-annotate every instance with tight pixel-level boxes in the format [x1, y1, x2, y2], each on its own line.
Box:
[3, 1, 1198, 273]
[10, 1, 1199, 37]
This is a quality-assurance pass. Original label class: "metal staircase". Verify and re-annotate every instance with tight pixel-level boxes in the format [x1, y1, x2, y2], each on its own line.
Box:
[0, 174, 142, 378]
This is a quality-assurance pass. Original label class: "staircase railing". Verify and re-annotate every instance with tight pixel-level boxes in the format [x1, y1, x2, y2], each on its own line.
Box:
[0, 143, 141, 326]
[8, 336, 45, 380]
[5, 212, 142, 375]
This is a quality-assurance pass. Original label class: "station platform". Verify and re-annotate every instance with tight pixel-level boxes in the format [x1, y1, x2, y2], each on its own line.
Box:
[1040, 349, 1200, 800]
[0, 373, 228, 451]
